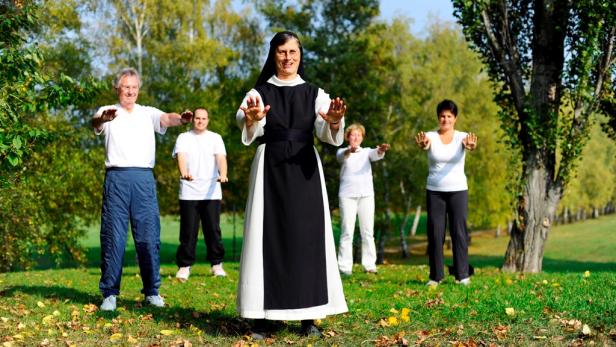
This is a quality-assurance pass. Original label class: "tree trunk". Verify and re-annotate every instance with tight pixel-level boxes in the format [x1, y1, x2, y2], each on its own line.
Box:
[502, 163, 562, 273]
[410, 205, 421, 236]
[376, 161, 390, 264]
[397, 183, 412, 258]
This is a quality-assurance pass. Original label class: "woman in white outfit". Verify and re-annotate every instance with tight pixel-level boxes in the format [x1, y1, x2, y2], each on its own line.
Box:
[415, 99, 477, 286]
[337, 123, 389, 275]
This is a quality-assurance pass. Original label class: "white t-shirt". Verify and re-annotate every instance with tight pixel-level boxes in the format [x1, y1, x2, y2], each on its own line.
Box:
[94, 104, 166, 168]
[426, 130, 468, 192]
[173, 130, 227, 200]
[337, 146, 385, 198]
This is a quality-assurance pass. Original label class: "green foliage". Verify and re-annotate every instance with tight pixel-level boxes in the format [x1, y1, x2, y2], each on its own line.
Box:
[0, 1, 103, 271]
[0, 1, 101, 182]
[560, 121, 616, 212]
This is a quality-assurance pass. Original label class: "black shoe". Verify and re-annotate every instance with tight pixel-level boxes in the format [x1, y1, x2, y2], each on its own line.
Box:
[300, 320, 323, 338]
[250, 319, 267, 340]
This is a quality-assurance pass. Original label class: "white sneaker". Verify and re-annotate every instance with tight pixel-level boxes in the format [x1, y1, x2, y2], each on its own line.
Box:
[100, 295, 117, 311]
[176, 266, 190, 282]
[458, 277, 471, 286]
[211, 263, 227, 277]
[145, 295, 165, 307]
[426, 280, 440, 286]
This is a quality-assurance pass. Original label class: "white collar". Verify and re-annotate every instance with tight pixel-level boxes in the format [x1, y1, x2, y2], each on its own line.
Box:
[267, 75, 305, 87]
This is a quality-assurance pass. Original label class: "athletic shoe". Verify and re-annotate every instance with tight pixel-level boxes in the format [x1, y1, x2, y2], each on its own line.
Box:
[211, 263, 227, 277]
[176, 266, 190, 282]
[100, 295, 116, 311]
[458, 277, 471, 286]
[145, 295, 165, 307]
[426, 280, 441, 286]
[301, 321, 323, 337]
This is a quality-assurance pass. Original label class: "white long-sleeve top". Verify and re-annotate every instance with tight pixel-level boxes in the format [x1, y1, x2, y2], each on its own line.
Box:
[337, 146, 385, 198]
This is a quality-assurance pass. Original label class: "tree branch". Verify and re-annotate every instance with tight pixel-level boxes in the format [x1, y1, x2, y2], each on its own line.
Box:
[480, 3, 526, 117]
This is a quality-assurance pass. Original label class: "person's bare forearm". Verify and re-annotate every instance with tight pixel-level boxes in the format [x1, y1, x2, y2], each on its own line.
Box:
[216, 154, 228, 181]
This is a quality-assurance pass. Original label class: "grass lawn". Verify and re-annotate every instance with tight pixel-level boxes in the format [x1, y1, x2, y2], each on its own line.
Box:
[0, 214, 614, 346]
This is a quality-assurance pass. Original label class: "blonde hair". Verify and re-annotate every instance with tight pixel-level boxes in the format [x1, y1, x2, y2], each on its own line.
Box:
[345, 123, 365, 139]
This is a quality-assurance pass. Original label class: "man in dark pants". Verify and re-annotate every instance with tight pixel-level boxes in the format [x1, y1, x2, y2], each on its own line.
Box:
[92, 67, 192, 311]
[173, 108, 228, 281]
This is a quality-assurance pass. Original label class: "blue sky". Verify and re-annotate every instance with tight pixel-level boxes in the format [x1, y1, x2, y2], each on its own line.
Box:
[379, 0, 456, 35]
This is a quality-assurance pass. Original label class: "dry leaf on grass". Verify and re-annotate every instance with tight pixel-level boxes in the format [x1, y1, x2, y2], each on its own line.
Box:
[492, 325, 509, 340]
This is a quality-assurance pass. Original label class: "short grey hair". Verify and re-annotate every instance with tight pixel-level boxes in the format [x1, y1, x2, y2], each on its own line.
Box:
[113, 68, 141, 89]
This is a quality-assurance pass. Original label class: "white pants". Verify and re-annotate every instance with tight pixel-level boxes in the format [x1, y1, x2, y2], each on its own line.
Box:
[337, 195, 377, 273]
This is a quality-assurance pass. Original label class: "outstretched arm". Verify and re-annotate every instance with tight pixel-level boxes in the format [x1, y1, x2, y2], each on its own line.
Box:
[462, 133, 478, 151]
[319, 97, 346, 134]
[160, 110, 193, 128]
[415, 131, 431, 150]
[92, 108, 117, 132]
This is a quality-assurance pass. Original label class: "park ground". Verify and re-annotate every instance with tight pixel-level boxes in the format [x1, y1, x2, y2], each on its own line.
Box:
[0, 214, 615, 346]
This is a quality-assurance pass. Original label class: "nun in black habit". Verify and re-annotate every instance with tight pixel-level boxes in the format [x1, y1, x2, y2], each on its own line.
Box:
[235, 31, 348, 336]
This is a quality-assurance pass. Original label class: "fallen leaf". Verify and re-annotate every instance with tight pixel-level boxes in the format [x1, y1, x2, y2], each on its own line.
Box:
[0, 317, 8, 323]
[52, 310, 60, 317]
[127, 335, 138, 343]
[387, 316, 399, 326]
[389, 308, 399, 314]
[324, 330, 336, 337]
[583, 271, 590, 278]
[582, 324, 591, 335]
[505, 307, 515, 316]
[42, 315, 54, 325]
[160, 329, 174, 336]
[493, 325, 509, 340]
[82, 304, 97, 313]
[109, 333, 123, 341]
[37, 301, 45, 308]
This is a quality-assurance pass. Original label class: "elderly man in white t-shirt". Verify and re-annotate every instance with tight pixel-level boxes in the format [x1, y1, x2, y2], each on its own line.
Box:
[173, 108, 228, 281]
[92, 68, 192, 311]
[336, 123, 390, 275]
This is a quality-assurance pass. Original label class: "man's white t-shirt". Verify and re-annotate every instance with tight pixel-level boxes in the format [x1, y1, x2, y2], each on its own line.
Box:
[173, 130, 226, 200]
[94, 104, 166, 168]
[426, 130, 468, 192]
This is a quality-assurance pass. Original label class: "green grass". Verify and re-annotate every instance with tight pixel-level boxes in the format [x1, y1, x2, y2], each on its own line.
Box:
[1, 215, 615, 346]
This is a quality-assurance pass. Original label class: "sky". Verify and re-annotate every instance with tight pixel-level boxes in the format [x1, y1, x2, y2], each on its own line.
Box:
[379, 0, 457, 35]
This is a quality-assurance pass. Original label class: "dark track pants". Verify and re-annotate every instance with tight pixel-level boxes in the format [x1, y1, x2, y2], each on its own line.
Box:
[426, 189, 470, 281]
[99, 168, 161, 298]
[176, 200, 225, 267]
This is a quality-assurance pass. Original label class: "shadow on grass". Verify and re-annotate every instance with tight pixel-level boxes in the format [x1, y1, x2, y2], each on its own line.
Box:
[35, 238, 243, 270]
[388, 252, 616, 273]
[84, 240, 243, 268]
[0, 284, 254, 337]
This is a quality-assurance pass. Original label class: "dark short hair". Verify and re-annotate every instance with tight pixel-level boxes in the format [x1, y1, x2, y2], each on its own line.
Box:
[436, 99, 458, 117]
[255, 31, 305, 87]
